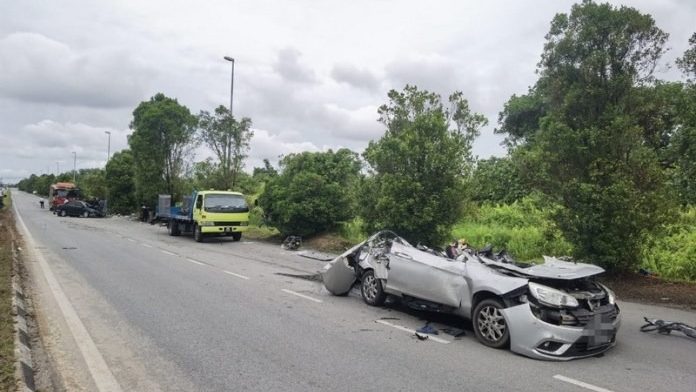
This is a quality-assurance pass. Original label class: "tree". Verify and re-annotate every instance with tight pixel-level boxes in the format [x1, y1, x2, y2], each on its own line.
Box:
[469, 157, 531, 204]
[77, 168, 106, 199]
[128, 93, 197, 206]
[197, 106, 253, 190]
[676, 32, 696, 81]
[361, 85, 487, 246]
[499, 1, 676, 271]
[258, 149, 361, 236]
[105, 150, 137, 215]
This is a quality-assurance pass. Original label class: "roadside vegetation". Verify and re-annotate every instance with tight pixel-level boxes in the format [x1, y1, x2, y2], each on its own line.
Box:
[0, 192, 16, 390]
[15, 1, 696, 282]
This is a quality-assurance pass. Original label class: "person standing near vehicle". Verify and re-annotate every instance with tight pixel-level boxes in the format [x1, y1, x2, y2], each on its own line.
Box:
[39, 198, 45, 209]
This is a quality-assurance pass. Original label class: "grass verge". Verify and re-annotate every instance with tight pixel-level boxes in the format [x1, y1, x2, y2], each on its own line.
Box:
[0, 192, 16, 390]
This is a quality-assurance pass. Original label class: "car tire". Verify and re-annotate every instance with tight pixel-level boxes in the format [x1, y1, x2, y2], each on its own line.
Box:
[360, 270, 386, 306]
[82, 211, 89, 218]
[59, 210, 67, 217]
[168, 221, 180, 236]
[473, 298, 510, 349]
[232, 232, 242, 242]
[194, 224, 204, 242]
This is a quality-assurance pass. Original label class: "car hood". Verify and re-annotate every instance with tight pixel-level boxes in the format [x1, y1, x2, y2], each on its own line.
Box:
[481, 255, 605, 280]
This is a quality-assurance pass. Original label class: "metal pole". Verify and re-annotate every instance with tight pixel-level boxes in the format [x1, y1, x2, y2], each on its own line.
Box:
[224, 56, 235, 188]
[104, 130, 111, 216]
[105, 131, 111, 162]
[224, 56, 235, 116]
[56, 161, 59, 175]
[72, 152, 76, 182]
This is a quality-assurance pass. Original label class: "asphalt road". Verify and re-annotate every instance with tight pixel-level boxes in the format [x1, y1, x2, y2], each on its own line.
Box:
[12, 190, 696, 392]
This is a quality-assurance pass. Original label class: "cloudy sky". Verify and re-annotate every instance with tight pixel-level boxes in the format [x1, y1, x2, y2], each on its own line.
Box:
[1, 0, 694, 183]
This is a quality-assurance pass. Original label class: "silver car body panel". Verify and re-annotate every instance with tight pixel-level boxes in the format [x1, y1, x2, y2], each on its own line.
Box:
[321, 231, 621, 360]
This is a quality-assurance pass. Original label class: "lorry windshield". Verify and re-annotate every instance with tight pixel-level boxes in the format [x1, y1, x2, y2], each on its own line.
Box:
[204, 194, 249, 213]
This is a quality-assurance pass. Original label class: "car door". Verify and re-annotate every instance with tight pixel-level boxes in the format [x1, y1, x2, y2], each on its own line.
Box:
[66, 201, 80, 216]
[386, 242, 468, 307]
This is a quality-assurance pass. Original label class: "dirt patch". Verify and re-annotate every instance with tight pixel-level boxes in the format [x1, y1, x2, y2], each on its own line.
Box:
[600, 273, 696, 310]
[304, 233, 352, 253]
[0, 201, 16, 390]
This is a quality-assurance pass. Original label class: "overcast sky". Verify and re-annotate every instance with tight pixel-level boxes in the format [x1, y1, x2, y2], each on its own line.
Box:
[1, 0, 693, 183]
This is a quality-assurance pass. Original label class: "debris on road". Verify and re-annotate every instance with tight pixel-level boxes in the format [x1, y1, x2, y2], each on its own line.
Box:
[416, 322, 439, 335]
[414, 332, 429, 341]
[441, 327, 466, 338]
[297, 250, 334, 261]
[640, 317, 696, 340]
[282, 236, 302, 250]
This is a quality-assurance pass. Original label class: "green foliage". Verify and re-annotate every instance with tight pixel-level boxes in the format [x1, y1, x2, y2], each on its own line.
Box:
[676, 32, 696, 81]
[361, 86, 487, 246]
[258, 149, 361, 237]
[643, 208, 696, 281]
[197, 106, 253, 189]
[469, 157, 530, 204]
[77, 168, 106, 199]
[496, 89, 546, 147]
[499, 1, 677, 272]
[452, 196, 573, 261]
[105, 150, 137, 215]
[128, 93, 197, 207]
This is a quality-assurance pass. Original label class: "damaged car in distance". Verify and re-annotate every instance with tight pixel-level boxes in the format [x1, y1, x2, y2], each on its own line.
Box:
[321, 231, 621, 360]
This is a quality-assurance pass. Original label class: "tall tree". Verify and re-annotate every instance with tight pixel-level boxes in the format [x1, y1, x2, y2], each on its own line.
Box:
[361, 85, 487, 246]
[197, 105, 253, 190]
[105, 150, 137, 215]
[128, 93, 197, 205]
[499, 1, 675, 271]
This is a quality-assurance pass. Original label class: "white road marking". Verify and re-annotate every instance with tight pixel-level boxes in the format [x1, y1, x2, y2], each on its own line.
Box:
[281, 289, 323, 303]
[14, 203, 123, 392]
[186, 258, 205, 266]
[141, 243, 153, 248]
[127, 238, 136, 242]
[160, 250, 177, 256]
[375, 319, 450, 344]
[553, 375, 614, 392]
[223, 270, 250, 280]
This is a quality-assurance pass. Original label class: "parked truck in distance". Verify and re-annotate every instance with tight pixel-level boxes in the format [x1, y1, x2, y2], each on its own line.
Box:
[49, 182, 80, 211]
[156, 190, 250, 242]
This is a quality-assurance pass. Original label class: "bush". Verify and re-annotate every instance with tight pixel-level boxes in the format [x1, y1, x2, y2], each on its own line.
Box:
[452, 196, 573, 261]
[642, 208, 696, 281]
[258, 149, 361, 237]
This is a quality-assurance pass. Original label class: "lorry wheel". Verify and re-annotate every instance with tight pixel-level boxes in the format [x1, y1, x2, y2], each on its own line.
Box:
[168, 221, 180, 236]
[194, 224, 204, 242]
[232, 232, 242, 242]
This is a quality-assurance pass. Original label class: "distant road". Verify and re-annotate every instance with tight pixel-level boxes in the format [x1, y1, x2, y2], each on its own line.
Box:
[13, 190, 696, 392]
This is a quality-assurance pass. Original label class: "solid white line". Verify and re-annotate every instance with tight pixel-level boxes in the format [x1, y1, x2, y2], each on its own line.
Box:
[223, 270, 250, 280]
[160, 250, 177, 256]
[281, 289, 323, 303]
[126, 238, 136, 242]
[186, 258, 205, 266]
[14, 203, 123, 392]
[140, 243, 153, 248]
[375, 319, 450, 344]
[553, 375, 614, 392]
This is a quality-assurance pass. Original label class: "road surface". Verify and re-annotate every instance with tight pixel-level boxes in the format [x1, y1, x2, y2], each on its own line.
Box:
[12, 190, 696, 392]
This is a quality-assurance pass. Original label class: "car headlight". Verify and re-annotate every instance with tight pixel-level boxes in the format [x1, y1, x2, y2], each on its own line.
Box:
[528, 282, 579, 308]
[598, 283, 616, 305]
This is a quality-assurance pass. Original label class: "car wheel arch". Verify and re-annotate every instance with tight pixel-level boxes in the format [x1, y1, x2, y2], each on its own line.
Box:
[471, 291, 505, 318]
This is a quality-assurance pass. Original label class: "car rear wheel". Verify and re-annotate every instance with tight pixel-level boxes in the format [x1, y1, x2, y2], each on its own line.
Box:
[361, 270, 386, 306]
[473, 298, 509, 348]
[82, 211, 89, 218]
[59, 210, 67, 217]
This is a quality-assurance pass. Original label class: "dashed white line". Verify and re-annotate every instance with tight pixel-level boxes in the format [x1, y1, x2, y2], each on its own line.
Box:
[127, 238, 136, 242]
[553, 375, 614, 392]
[281, 289, 323, 303]
[375, 319, 450, 344]
[140, 243, 153, 248]
[160, 250, 177, 256]
[186, 258, 205, 266]
[223, 270, 250, 280]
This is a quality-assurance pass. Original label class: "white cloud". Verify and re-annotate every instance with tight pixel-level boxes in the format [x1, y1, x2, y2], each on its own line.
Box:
[331, 64, 380, 91]
[0, 32, 154, 108]
[273, 48, 318, 84]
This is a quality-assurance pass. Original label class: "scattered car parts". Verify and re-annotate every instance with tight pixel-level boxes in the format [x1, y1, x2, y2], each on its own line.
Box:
[640, 317, 696, 340]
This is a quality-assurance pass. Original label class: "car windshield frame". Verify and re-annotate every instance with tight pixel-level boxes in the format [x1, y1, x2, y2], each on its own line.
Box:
[203, 193, 249, 213]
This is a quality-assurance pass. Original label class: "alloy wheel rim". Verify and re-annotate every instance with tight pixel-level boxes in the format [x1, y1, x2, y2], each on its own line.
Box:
[478, 305, 506, 342]
[363, 274, 378, 301]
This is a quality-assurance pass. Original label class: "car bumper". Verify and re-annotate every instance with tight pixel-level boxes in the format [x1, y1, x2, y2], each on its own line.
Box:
[200, 225, 248, 234]
[502, 302, 621, 360]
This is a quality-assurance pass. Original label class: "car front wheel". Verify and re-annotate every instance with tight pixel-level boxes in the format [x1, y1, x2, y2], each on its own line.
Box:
[360, 270, 386, 306]
[82, 211, 89, 218]
[59, 210, 67, 217]
[473, 298, 510, 349]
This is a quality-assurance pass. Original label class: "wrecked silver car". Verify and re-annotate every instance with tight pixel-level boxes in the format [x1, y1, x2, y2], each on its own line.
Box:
[321, 231, 621, 360]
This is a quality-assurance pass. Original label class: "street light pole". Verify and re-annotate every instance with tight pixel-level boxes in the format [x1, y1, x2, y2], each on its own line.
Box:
[56, 161, 60, 175]
[72, 152, 76, 182]
[105, 131, 111, 163]
[224, 56, 235, 189]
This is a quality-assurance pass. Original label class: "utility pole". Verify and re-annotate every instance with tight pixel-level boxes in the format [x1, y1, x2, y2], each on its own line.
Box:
[72, 152, 77, 182]
[56, 161, 60, 175]
[105, 131, 111, 162]
[224, 56, 235, 189]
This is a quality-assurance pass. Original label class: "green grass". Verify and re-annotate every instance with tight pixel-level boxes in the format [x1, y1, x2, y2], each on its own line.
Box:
[0, 192, 16, 390]
[642, 207, 696, 281]
[244, 225, 280, 241]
